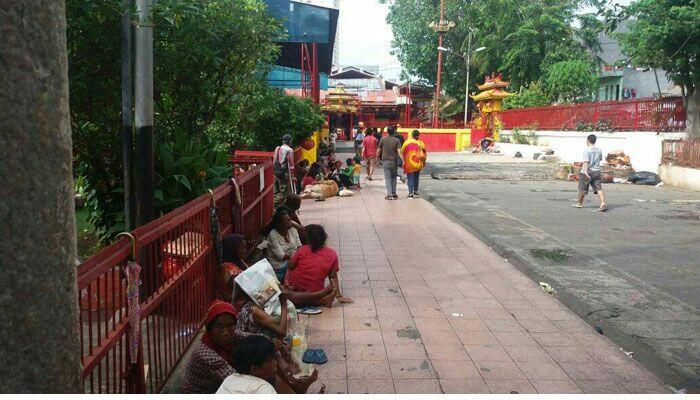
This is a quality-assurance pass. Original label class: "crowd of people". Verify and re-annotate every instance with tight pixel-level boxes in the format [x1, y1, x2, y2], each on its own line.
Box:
[182, 198, 353, 394]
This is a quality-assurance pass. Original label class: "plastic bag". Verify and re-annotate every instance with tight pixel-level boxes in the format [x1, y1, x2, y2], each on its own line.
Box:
[234, 258, 281, 307]
[339, 189, 354, 197]
[628, 171, 661, 186]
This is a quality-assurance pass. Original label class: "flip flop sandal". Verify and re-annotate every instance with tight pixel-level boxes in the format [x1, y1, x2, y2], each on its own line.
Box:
[598, 207, 609, 212]
[571, 204, 583, 208]
[302, 349, 317, 364]
[298, 306, 322, 315]
[385, 195, 394, 200]
[313, 349, 328, 364]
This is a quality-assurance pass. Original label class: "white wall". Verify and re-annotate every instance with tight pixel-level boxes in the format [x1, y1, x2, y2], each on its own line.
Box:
[659, 165, 700, 192]
[500, 130, 687, 173]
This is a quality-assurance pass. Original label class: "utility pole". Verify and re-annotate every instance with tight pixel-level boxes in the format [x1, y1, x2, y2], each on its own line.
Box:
[134, 0, 154, 227]
[430, 0, 453, 128]
[122, 0, 136, 230]
[464, 28, 472, 127]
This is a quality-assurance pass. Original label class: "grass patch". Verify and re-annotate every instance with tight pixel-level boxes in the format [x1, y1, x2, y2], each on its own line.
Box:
[75, 208, 103, 260]
[530, 248, 570, 263]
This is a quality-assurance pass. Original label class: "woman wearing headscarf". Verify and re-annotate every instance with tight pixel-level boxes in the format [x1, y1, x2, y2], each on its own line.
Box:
[182, 301, 238, 393]
[219, 234, 247, 304]
[401, 129, 427, 198]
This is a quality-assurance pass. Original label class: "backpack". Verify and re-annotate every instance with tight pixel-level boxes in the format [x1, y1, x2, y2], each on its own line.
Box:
[273, 147, 289, 179]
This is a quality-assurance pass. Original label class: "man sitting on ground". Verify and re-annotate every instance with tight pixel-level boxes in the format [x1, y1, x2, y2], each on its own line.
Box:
[216, 335, 278, 394]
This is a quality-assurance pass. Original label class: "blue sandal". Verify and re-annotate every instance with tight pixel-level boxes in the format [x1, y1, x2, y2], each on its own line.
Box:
[313, 349, 328, 364]
[302, 349, 317, 364]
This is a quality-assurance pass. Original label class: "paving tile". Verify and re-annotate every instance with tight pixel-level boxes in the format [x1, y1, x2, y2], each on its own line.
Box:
[621, 379, 670, 394]
[475, 308, 514, 320]
[516, 361, 570, 380]
[442, 307, 480, 320]
[322, 344, 347, 361]
[346, 361, 391, 380]
[465, 344, 512, 362]
[381, 329, 423, 345]
[531, 379, 583, 394]
[455, 331, 500, 346]
[345, 343, 387, 361]
[378, 317, 416, 331]
[560, 362, 615, 381]
[344, 330, 384, 345]
[344, 317, 380, 331]
[447, 318, 489, 332]
[492, 331, 538, 346]
[485, 379, 537, 394]
[544, 346, 595, 363]
[503, 345, 552, 362]
[309, 317, 344, 331]
[419, 329, 462, 345]
[431, 359, 481, 379]
[408, 306, 443, 319]
[484, 318, 525, 333]
[307, 330, 345, 346]
[517, 318, 560, 333]
[314, 360, 347, 380]
[415, 317, 453, 331]
[576, 380, 631, 394]
[375, 305, 411, 317]
[466, 298, 507, 309]
[373, 296, 408, 308]
[439, 378, 490, 394]
[389, 359, 437, 379]
[603, 361, 661, 382]
[385, 343, 427, 360]
[531, 332, 577, 347]
[308, 378, 347, 394]
[347, 379, 395, 394]
[425, 344, 470, 361]
[474, 361, 527, 380]
[394, 378, 443, 394]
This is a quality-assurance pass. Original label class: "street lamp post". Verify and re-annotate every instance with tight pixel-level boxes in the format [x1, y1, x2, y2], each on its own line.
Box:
[438, 30, 485, 128]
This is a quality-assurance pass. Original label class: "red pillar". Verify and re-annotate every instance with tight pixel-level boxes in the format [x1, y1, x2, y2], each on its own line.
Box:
[312, 43, 320, 104]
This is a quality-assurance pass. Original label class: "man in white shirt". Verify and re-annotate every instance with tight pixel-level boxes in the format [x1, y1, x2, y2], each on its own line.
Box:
[573, 134, 607, 212]
[216, 335, 277, 394]
[273, 134, 295, 210]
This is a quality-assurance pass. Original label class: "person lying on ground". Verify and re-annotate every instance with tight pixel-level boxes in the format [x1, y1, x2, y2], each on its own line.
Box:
[182, 301, 238, 394]
[265, 207, 302, 281]
[284, 194, 306, 244]
[284, 224, 353, 309]
[219, 234, 247, 304]
[234, 291, 318, 393]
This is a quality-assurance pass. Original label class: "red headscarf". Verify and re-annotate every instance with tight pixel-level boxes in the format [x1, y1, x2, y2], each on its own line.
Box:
[202, 300, 237, 367]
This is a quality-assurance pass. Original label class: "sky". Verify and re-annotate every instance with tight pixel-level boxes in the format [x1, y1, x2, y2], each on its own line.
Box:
[336, 0, 402, 79]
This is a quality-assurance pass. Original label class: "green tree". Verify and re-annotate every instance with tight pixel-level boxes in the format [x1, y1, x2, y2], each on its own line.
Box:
[380, 0, 595, 103]
[66, 0, 289, 237]
[613, 0, 699, 136]
[503, 81, 551, 109]
[545, 60, 598, 103]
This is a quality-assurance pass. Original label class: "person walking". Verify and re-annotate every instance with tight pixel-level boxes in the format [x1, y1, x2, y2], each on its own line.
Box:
[353, 124, 365, 158]
[377, 125, 401, 200]
[362, 128, 378, 180]
[393, 125, 407, 184]
[401, 130, 427, 198]
[573, 134, 608, 212]
[273, 134, 295, 210]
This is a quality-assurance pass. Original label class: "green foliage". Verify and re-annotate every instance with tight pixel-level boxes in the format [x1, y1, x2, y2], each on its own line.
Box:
[510, 129, 531, 145]
[211, 84, 325, 151]
[503, 81, 550, 109]
[66, 0, 288, 237]
[545, 60, 598, 103]
[379, 0, 600, 100]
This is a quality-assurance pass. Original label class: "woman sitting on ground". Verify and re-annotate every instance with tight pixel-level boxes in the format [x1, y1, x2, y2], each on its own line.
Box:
[284, 224, 353, 309]
[266, 207, 302, 281]
[182, 301, 238, 394]
[235, 291, 318, 393]
[284, 195, 305, 244]
[295, 160, 309, 194]
[219, 234, 248, 304]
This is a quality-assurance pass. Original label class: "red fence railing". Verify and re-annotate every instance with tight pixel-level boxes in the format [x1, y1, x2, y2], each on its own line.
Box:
[77, 152, 274, 393]
[500, 97, 687, 132]
[662, 138, 700, 169]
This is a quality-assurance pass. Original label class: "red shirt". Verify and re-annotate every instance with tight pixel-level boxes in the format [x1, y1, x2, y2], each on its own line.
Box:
[286, 245, 339, 292]
[301, 175, 315, 190]
[362, 135, 378, 157]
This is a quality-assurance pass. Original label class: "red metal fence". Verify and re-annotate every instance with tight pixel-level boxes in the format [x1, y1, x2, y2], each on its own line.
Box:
[662, 138, 700, 169]
[500, 97, 687, 132]
[77, 152, 274, 393]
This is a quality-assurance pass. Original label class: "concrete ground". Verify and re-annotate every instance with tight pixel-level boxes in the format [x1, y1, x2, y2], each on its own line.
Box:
[419, 152, 700, 391]
[293, 149, 670, 393]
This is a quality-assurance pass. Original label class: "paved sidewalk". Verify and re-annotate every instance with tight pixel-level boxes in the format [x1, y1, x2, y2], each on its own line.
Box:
[297, 173, 670, 394]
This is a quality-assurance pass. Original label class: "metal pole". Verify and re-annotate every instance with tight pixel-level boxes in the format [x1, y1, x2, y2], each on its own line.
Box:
[464, 30, 472, 127]
[433, 0, 446, 128]
[121, 0, 136, 231]
[134, 0, 154, 227]
[312, 42, 320, 104]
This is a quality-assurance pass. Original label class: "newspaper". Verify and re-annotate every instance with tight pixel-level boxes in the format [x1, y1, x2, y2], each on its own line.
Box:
[234, 258, 281, 307]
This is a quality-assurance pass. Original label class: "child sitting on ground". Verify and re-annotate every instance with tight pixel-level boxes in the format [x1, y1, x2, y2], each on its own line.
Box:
[338, 158, 355, 189]
[352, 156, 362, 189]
